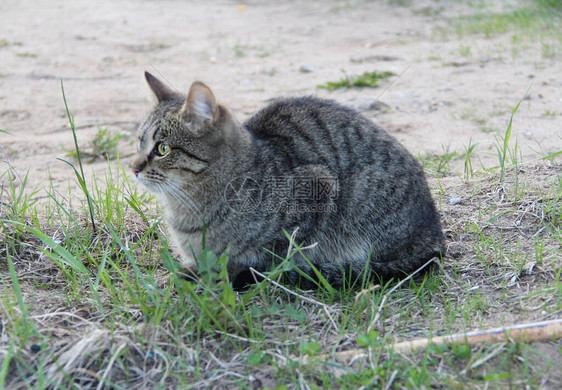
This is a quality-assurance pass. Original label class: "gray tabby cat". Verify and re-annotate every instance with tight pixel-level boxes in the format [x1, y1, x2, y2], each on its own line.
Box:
[132, 71, 444, 289]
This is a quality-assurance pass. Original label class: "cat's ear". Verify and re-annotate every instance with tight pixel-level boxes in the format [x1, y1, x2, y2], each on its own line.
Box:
[145, 71, 180, 103]
[182, 81, 218, 121]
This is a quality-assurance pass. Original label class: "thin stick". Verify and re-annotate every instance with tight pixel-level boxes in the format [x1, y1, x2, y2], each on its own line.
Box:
[332, 318, 562, 364]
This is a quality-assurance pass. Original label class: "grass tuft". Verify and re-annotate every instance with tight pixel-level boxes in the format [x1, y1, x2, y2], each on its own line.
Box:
[318, 70, 395, 90]
[64, 127, 126, 162]
[454, 0, 562, 40]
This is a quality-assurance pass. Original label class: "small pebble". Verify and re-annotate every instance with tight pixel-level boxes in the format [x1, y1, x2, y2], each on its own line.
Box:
[30, 344, 41, 353]
[449, 194, 462, 205]
[299, 63, 313, 73]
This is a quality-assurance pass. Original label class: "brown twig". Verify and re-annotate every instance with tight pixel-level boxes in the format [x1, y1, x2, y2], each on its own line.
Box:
[331, 318, 562, 365]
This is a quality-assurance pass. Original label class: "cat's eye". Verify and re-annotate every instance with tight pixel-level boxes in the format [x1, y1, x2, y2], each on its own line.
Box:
[156, 143, 170, 157]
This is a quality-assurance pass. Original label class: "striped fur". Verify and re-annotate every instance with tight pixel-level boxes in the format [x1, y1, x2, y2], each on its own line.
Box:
[133, 72, 444, 289]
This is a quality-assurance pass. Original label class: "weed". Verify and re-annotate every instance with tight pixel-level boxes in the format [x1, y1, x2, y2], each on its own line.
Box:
[459, 107, 487, 128]
[329, 1, 357, 14]
[413, 6, 444, 17]
[388, 0, 412, 6]
[60, 81, 97, 232]
[419, 146, 458, 178]
[454, 0, 562, 39]
[481, 126, 498, 134]
[495, 92, 525, 184]
[64, 126, 125, 162]
[459, 45, 472, 56]
[15, 52, 37, 58]
[317, 70, 395, 90]
[0, 171, 39, 254]
[232, 42, 275, 58]
[463, 138, 480, 182]
[233, 43, 246, 57]
[541, 42, 557, 58]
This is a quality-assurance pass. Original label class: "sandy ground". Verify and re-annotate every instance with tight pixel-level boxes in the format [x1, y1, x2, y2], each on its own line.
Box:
[1, 0, 561, 190]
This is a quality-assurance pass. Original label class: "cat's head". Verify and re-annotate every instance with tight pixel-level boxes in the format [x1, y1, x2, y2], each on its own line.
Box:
[132, 72, 237, 194]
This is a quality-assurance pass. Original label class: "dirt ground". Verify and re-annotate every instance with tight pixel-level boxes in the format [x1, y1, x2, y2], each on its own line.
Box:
[1, 0, 561, 191]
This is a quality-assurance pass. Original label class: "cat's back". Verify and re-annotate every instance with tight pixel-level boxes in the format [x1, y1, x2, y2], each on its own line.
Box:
[244, 96, 377, 140]
[243, 96, 417, 175]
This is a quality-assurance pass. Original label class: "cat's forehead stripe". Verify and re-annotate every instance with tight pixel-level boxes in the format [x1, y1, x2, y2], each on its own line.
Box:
[139, 124, 157, 152]
[153, 127, 161, 141]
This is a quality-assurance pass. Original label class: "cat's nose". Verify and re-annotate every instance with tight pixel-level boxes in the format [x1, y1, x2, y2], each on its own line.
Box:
[130, 156, 147, 177]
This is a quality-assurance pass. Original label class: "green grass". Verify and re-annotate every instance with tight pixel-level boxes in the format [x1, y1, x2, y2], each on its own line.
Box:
[459, 44, 472, 57]
[451, 0, 562, 55]
[430, 0, 562, 60]
[388, 0, 412, 6]
[64, 126, 126, 162]
[15, 52, 37, 58]
[318, 70, 395, 90]
[0, 87, 561, 388]
[455, 0, 562, 37]
[418, 146, 458, 178]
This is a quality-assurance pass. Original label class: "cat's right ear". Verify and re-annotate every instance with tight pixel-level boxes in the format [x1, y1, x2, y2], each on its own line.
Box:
[145, 71, 180, 103]
[182, 81, 218, 122]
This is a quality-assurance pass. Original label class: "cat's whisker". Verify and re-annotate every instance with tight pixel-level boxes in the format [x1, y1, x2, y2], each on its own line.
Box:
[163, 180, 202, 217]
[143, 174, 202, 217]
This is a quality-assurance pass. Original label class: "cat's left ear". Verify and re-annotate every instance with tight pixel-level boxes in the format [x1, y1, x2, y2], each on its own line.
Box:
[182, 81, 218, 122]
[145, 71, 180, 102]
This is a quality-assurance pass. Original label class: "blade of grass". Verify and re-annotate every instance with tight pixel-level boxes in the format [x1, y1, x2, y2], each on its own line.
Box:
[4, 220, 89, 274]
[0, 341, 13, 388]
[7, 251, 27, 317]
[498, 91, 527, 183]
[105, 222, 155, 301]
[60, 80, 97, 233]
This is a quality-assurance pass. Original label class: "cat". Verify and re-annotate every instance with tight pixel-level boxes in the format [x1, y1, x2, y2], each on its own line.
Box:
[131, 71, 444, 289]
